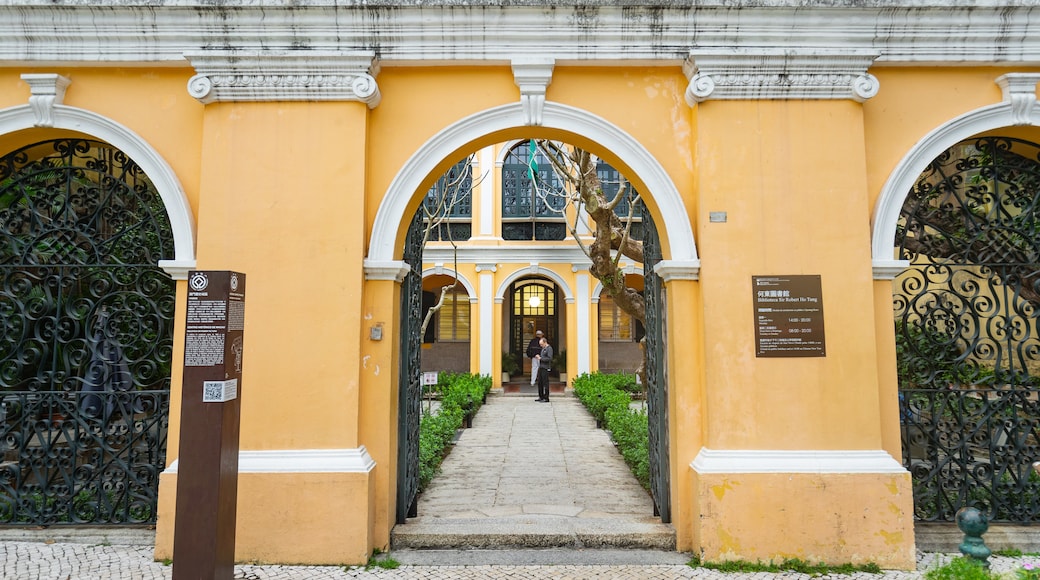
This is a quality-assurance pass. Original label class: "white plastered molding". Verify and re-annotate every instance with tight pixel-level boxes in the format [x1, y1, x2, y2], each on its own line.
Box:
[21, 73, 70, 128]
[872, 259, 910, 281]
[691, 448, 906, 474]
[363, 260, 410, 282]
[164, 447, 376, 475]
[654, 259, 701, 282]
[0, 96, 196, 268]
[184, 51, 381, 106]
[684, 49, 880, 105]
[872, 74, 1040, 265]
[158, 259, 198, 281]
[512, 58, 555, 126]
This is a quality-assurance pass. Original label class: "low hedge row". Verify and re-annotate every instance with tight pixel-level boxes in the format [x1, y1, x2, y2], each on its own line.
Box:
[572, 372, 650, 491]
[418, 372, 492, 492]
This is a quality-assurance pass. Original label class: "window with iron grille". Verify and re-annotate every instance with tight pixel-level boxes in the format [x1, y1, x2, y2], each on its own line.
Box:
[424, 157, 472, 241]
[501, 141, 567, 241]
[597, 161, 643, 241]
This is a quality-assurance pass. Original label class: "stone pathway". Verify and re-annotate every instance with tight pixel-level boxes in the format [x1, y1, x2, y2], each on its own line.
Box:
[392, 392, 672, 550]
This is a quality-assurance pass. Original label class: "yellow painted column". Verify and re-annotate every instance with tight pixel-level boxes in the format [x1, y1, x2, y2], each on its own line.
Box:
[156, 57, 381, 565]
[688, 91, 915, 568]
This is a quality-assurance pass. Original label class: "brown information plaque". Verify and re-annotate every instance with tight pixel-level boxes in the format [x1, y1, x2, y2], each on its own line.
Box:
[752, 275, 826, 358]
[173, 270, 245, 580]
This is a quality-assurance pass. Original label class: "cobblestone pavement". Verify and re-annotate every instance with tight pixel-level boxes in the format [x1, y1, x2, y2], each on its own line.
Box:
[2, 541, 1039, 580]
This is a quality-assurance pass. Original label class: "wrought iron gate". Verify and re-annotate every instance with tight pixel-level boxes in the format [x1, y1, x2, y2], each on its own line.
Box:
[396, 208, 424, 523]
[0, 138, 175, 525]
[895, 136, 1040, 523]
[642, 211, 671, 523]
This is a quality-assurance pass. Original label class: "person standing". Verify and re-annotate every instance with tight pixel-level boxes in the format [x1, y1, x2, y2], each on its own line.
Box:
[526, 330, 543, 388]
[536, 336, 553, 402]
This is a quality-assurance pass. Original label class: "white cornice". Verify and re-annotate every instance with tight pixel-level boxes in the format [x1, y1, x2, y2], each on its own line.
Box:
[363, 260, 410, 282]
[872, 259, 910, 280]
[684, 50, 880, 104]
[184, 51, 380, 105]
[164, 447, 376, 474]
[691, 448, 906, 474]
[653, 259, 701, 282]
[1, 5, 1040, 67]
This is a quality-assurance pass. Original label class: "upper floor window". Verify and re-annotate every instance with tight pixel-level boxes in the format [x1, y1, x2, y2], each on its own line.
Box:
[501, 141, 567, 241]
[424, 157, 472, 241]
[596, 161, 643, 241]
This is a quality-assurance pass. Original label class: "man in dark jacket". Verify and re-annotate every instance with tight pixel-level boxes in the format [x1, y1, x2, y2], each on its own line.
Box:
[536, 337, 553, 402]
[526, 329, 543, 388]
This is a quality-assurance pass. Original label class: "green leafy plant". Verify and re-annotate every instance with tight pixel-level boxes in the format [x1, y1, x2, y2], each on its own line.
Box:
[924, 556, 997, 580]
[501, 352, 520, 376]
[1017, 562, 1040, 579]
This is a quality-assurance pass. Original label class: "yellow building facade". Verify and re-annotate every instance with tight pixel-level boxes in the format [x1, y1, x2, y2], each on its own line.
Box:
[2, 0, 1039, 570]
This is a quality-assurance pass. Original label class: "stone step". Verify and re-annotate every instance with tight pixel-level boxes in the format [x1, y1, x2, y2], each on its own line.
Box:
[391, 515, 675, 551]
[386, 547, 691, 566]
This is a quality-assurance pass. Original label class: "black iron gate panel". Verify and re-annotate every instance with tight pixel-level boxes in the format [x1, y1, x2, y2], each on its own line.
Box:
[396, 208, 424, 523]
[895, 136, 1040, 523]
[0, 139, 175, 525]
[643, 211, 671, 523]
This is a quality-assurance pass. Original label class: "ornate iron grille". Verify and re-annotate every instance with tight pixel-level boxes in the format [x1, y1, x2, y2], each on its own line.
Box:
[642, 210, 670, 523]
[895, 136, 1040, 523]
[0, 138, 174, 525]
[397, 208, 424, 523]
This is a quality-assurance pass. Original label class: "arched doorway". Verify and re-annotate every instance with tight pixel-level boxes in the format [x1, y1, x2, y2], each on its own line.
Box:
[0, 137, 176, 525]
[508, 279, 559, 377]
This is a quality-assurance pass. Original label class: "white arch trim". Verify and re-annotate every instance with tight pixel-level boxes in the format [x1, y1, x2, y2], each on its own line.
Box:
[421, 266, 477, 299]
[0, 103, 197, 279]
[495, 266, 574, 304]
[871, 74, 1040, 279]
[367, 101, 699, 267]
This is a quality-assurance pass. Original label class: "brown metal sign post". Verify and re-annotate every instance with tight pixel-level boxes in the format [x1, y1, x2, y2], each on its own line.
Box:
[173, 271, 246, 580]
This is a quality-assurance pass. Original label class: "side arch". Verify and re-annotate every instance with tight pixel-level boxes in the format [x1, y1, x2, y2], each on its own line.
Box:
[367, 101, 699, 269]
[421, 267, 477, 300]
[871, 74, 1040, 274]
[0, 103, 196, 278]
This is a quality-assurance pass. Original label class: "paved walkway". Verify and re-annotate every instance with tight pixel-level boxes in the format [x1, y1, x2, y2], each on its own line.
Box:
[392, 391, 672, 550]
[3, 391, 1039, 578]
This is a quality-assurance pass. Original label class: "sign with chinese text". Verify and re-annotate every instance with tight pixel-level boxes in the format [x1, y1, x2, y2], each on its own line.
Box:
[752, 275, 826, 358]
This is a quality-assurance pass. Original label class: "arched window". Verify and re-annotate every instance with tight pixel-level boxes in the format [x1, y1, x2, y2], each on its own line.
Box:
[424, 156, 472, 241]
[501, 141, 566, 240]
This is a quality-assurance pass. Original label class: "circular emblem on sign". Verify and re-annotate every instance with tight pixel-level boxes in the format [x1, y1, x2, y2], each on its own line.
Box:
[230, 273, 239, 292]
[189, 272, 209, 292]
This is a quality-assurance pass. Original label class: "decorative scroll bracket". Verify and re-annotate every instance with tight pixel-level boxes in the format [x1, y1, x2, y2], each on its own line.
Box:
[996, 73, 1040, 126]
[184, 51, 381, 107]
[684, 49, 880, 106]
[512, 58, 555, 126]
[21, 73, 71, 128]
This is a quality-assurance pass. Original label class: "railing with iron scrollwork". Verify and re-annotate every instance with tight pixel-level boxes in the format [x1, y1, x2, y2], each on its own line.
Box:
[0, 138, 175, 525]
[895, 135, 1040, 523]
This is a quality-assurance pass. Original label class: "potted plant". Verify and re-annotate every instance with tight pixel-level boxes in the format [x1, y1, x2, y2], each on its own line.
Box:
[501, 351, 520, 383]
[552, 349, 568, 385]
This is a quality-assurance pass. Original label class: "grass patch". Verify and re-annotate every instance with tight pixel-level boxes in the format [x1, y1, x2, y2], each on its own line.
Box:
[996, 548, 1024, 557]
[688, 555, 881, 575]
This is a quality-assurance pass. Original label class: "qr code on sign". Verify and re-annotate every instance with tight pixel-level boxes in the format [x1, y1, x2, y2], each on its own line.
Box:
[203, 381, 225, 402]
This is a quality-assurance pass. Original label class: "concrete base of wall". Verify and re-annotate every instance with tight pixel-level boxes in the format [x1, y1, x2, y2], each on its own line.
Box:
[915, 522, 1040, 554]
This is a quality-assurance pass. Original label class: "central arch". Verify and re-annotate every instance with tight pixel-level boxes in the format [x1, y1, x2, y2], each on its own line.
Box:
[366, 101, 698, 267]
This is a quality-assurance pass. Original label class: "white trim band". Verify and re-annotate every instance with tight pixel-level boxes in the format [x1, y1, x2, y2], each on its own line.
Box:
[691, 448, 906, 474]
[872, 259, 910, 280]
[164, 447, 376, 475]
